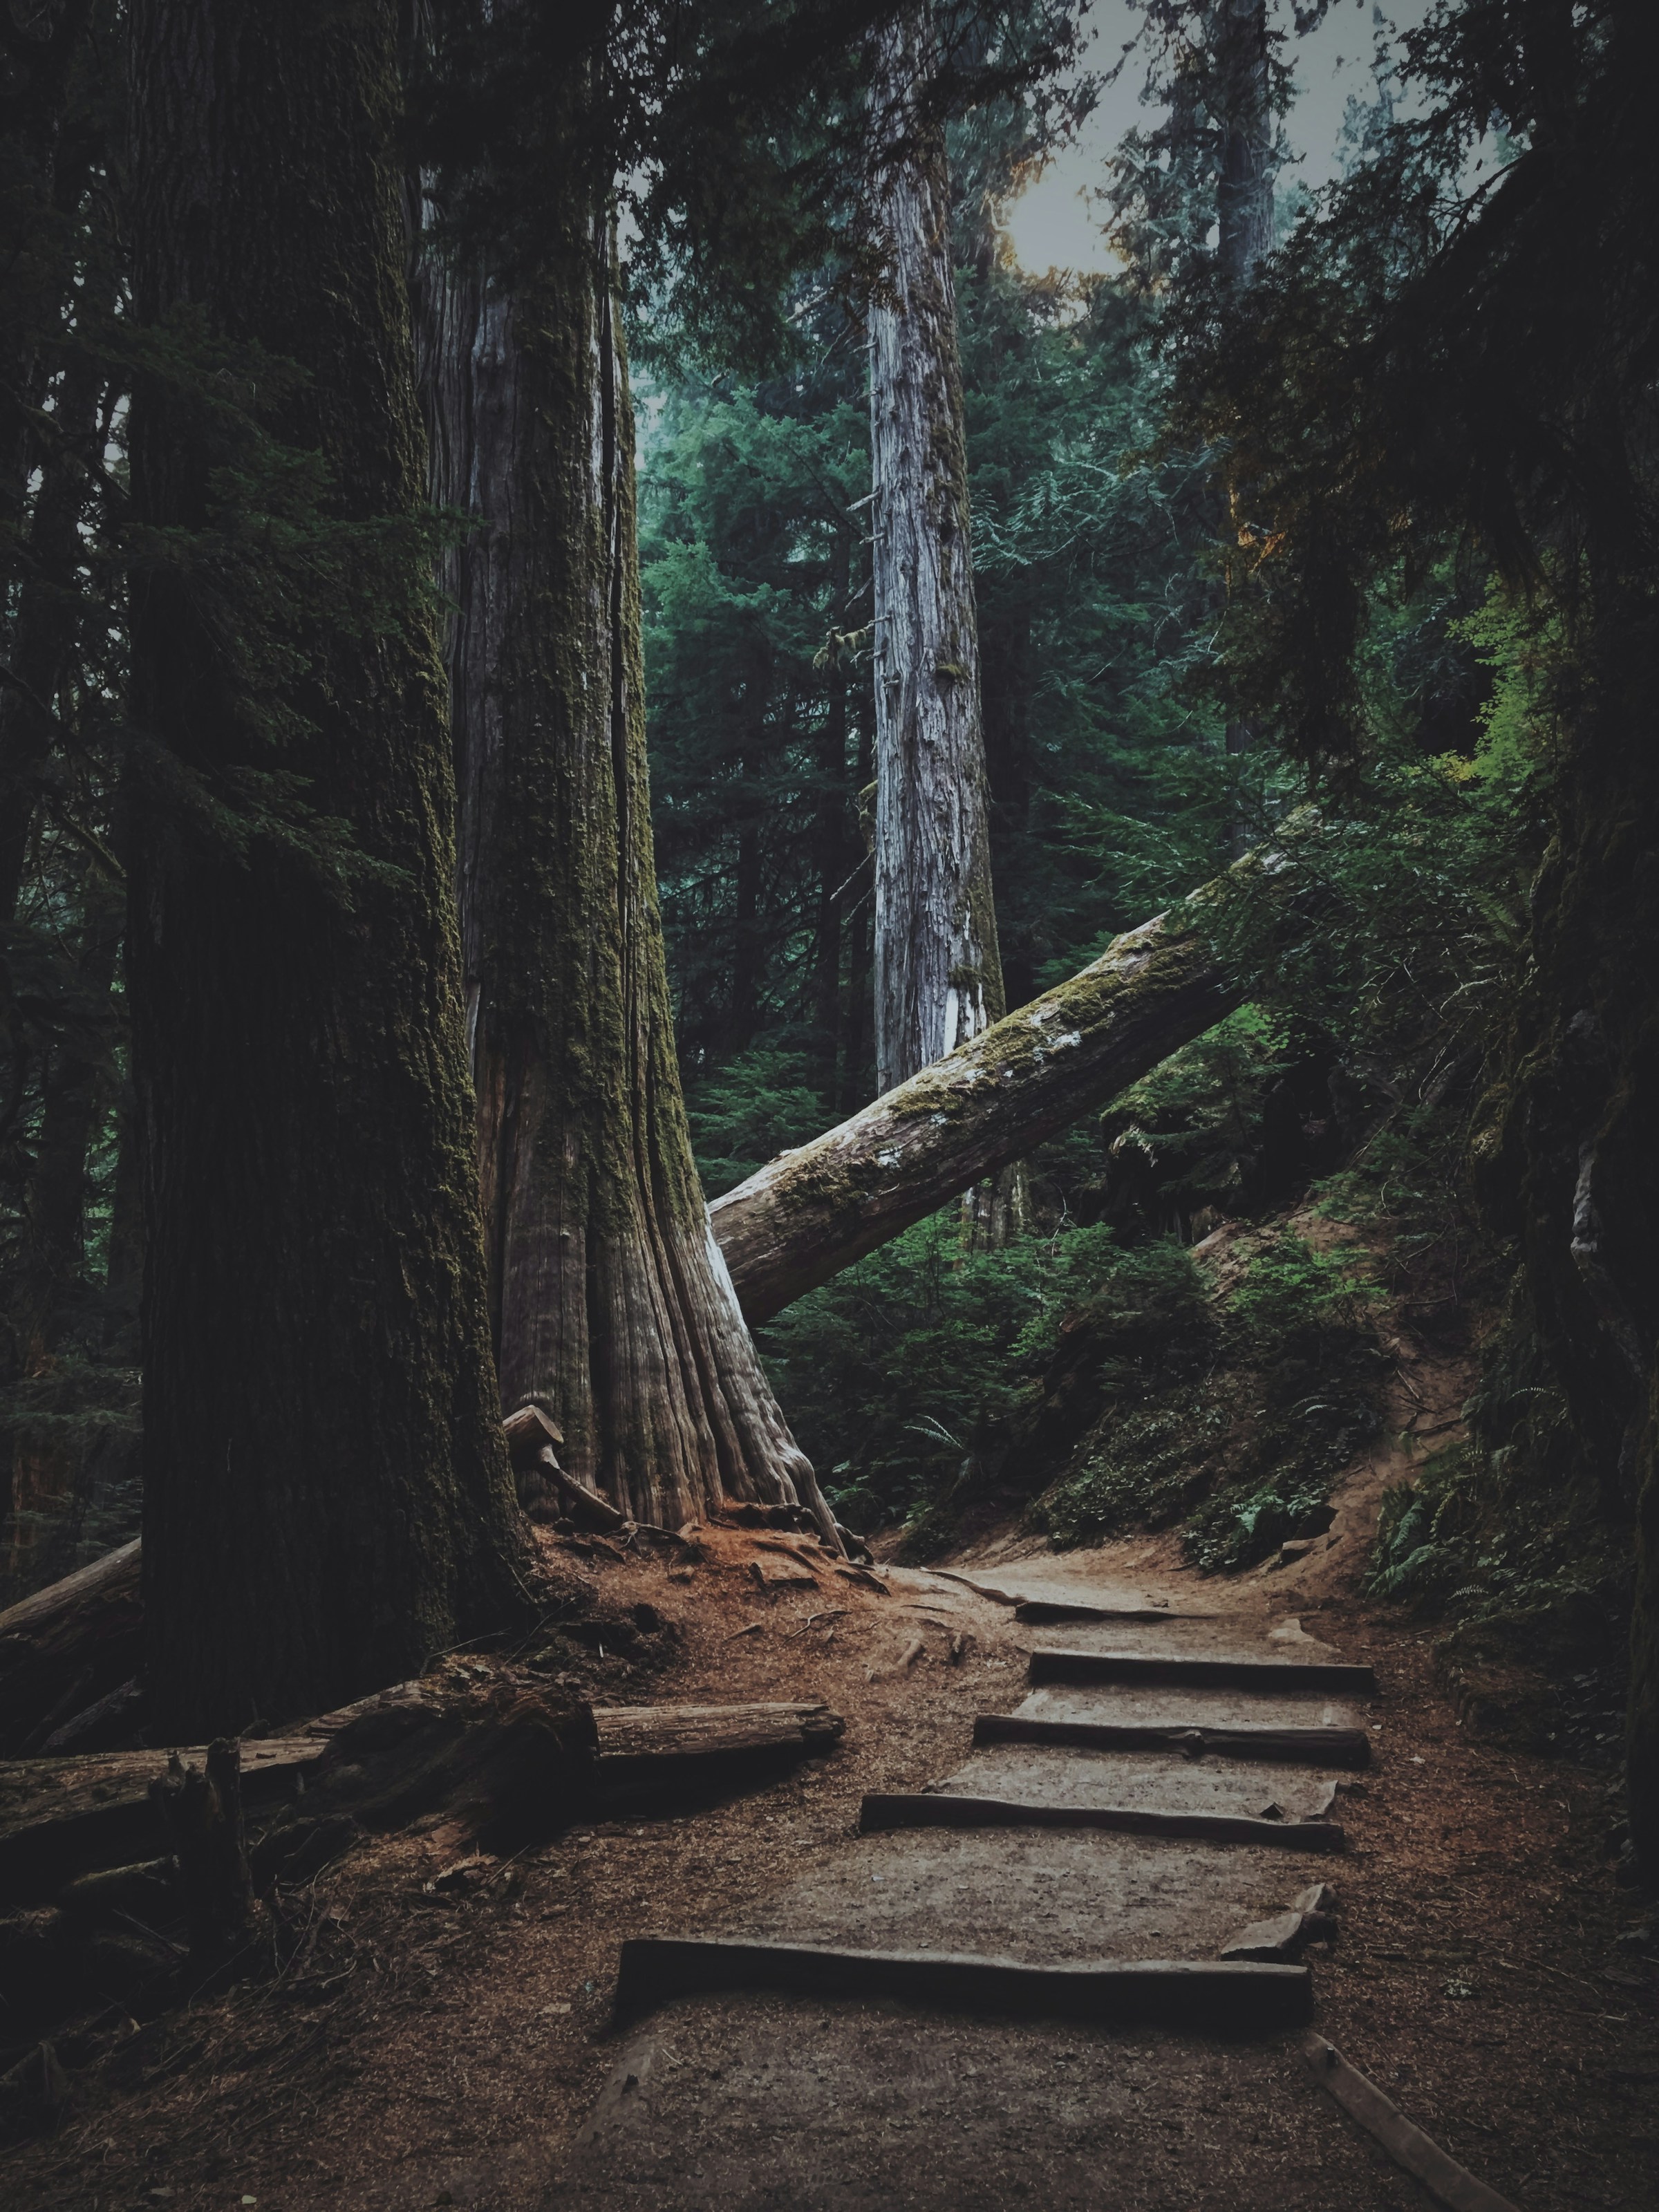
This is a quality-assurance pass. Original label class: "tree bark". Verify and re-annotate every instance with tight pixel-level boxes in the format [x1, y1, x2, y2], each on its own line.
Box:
[810, 529, 856, 1104]
[126, 0, 534, 1739]
[713, 874, 1262, 1323]
[866, 3, 1008, 1096]
[417, 114, 840, 1544]
[1215, 0, 1273, 294]
[1215, 0, 1273, 830]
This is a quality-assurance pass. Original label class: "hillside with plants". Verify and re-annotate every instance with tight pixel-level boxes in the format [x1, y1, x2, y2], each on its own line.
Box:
[631, 8, 1624, 1794]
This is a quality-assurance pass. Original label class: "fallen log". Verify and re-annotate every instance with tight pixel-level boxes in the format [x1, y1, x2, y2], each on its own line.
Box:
[0, 1539, 142, 1758]
[0, 1694, 843, 1899]
[709, 835, 1309, 1322]
[591, 1702, 843, 1762]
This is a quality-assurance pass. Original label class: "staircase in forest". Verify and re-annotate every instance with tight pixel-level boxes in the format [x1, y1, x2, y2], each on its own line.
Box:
[544, 1580, 1518, 2211]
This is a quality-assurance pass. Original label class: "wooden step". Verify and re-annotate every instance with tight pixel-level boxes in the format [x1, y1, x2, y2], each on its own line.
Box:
[859, 1792, 1346, 1850]
[973, 1714, 1372, 1768]
[1013, 1600, 1214, 1625]
[1027, 1650, 1376, 1695]
[613, 1936, 1311, 2031]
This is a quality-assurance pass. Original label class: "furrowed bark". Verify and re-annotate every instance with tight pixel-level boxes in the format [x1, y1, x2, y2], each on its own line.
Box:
[866, 4, 1007, 1096]
[417, 90, 840, 1546]
[713, 868, 1267, 1324]
[127, 0, 534, 1738]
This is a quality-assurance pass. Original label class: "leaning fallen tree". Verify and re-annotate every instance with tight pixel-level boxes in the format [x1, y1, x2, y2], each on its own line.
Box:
[711, 839, 1303, 1323]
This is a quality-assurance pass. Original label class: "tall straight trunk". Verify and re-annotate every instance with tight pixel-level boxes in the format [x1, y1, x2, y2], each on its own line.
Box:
[866, 1, 1008, 1097]
[418, 148, 839, 1544]
[1215, 0, 1273, 292]
[838, 720, 877, 1116]
[127, 0, 532, 1739]
[1215, 0, 1272, 833]
[0, 335, 105, 923]
[809, 531, 855, 1105]
[13, 863, 122, 1366]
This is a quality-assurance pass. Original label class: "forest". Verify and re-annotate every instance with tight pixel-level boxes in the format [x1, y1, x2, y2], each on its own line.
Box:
[1, 0, 1656, 2203]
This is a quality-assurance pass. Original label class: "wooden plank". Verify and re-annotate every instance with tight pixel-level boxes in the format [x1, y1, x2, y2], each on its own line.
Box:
[1027, 1650, 1376, 1695]
[614, 1936, 1311, 2031]
[859, 1793, 1346, 1851]
[592, 1703, 843, 1762]
[1303, 2034, 1521, 2212]
[973, 1714, 1372, 1768]
[1013, 1601, 1215, 1624]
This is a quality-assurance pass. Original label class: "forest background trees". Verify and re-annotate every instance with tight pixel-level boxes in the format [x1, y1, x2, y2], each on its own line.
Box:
[3, 0, 1657, 1871]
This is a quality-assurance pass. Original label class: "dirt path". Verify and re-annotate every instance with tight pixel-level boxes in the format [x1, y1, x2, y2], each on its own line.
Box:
[6, 1490, 1656, 2211]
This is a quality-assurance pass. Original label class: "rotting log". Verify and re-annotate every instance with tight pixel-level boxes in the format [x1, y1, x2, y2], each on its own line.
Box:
[0, 1539, 142, 1757]
[0, 1694, 843, 1899]
[592, 1703, 843, 1762]
[709, 834, 1309, 1323]
[613, 1936, 1311, 2031]
[149, 1741, 261, 1981]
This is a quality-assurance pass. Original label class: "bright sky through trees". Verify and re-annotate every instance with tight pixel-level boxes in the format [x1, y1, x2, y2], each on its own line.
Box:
[1004, 0, 1433, 276]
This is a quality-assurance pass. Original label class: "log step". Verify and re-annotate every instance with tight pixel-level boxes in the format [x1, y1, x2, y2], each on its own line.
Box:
[1013, 1600, 1214, 1624]
[613, 1936, 1311, 2032]
[856, 1792, 1346, 1851]
[1027, 1650, 1376, 1694]
[973, 1714, 1372, 1768]
[1304, 2034, 1521, 2211]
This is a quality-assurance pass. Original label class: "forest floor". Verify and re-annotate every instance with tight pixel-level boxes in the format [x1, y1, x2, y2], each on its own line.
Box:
[6, 1352, 1658, 2211]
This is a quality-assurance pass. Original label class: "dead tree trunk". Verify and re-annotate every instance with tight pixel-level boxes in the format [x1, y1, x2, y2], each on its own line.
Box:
[711, 834, 1309, 1322]
[417, 124, 840, 1544]
[866, 4, 1008, 1097]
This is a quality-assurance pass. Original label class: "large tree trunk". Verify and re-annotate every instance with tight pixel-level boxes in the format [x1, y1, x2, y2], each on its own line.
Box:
[713, 879, 1257, 1323]
[866, 3, 1008, 1097]
[1215, 0, 1273, 831]
[126, 0, 534, 1739]
[1485, 570, 1659, 1878]
[417, 122, 839, 1544]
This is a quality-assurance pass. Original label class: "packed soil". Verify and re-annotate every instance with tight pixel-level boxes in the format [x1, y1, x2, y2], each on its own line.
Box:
[4, 1475, 1656, 2209]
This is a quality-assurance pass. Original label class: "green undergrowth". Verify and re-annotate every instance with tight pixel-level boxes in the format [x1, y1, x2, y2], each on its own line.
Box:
[1031, 1226, 1384, 1571]
[1365, 1286, 1632, 1756]
[760, 1210, 1386, 1571]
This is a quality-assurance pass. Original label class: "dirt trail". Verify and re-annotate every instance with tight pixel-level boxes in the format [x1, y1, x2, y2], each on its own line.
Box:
[6, 1473, 1656, 2211]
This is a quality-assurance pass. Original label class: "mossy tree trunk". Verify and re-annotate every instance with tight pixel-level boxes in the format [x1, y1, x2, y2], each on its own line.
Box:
[419, 162, 840, 1544]
[1486, 575, 1659, 1877]
[127, 0, 534, 1738]
[866, 3, 1009, 1099]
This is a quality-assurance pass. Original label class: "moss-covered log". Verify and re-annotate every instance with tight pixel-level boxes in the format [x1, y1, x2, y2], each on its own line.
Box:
[711, 854, 1289, 1323]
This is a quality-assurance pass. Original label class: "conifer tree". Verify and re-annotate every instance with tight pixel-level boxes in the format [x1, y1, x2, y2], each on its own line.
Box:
[128, 0, 533, 1735]
[865, 2, 1010, 1100]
